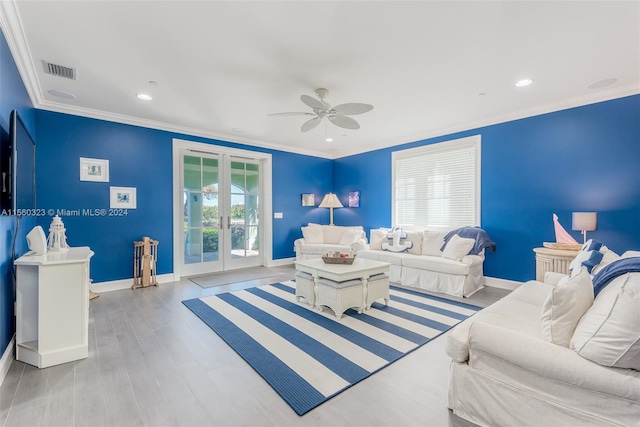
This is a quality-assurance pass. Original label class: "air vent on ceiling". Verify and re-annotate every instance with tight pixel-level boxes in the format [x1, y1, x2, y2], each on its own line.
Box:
[42, 61, 76, 80]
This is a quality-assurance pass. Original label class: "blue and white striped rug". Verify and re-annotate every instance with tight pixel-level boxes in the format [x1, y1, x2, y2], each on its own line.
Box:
[183, 281, 480, 415]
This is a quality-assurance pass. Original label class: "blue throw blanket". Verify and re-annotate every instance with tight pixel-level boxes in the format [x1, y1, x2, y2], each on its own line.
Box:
[441, 226, 496, 255]
[592, 257, 640, 296]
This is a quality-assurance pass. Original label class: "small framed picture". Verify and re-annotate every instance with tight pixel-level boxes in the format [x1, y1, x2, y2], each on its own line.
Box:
[110, 186, 137, 209]
[80, 157, 109, 182]
[348, 191, 360, 208]
[301, 193, 315, 207]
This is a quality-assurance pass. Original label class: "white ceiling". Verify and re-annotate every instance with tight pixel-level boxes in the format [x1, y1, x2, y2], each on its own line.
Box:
[1, 1, 638, 159]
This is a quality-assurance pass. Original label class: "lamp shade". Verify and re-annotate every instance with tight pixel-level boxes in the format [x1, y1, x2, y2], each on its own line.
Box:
[319, 193, 343, 208]
[572, 212, 597, 231]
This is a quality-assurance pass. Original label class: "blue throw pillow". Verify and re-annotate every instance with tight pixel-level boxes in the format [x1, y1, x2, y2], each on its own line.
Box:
[570, 249, 604, 274]
[581, 239, 603, 252]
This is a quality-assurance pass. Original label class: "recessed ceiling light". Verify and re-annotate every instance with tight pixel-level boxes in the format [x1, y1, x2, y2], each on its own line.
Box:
[232, 128, 243, 133]
[515, 78, 534, 87]
[325, 137, 334, 142]
[136, 93, 152, 101]
[48, 89, 76, 99]
[588, 78, 618, 89]
[148, 80, 158, 86]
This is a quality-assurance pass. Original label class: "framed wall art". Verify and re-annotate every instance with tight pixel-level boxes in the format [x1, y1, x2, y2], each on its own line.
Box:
[301, 193, 315, 207]
[348, 191, 360, 208]
[110, 186, 137, 209]
[80, 157, 109, 182]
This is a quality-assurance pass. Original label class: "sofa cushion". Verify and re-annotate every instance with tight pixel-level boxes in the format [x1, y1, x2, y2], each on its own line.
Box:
[369, 229, 389, 250]
[357, 249, 404, 266]
[320, 225, 363, 244]
[442, 234, 475, 261]
[421, 230, 448, 256]
[298, 243, 353, 256]
[339, 228, 363, 246]
[446, 280, 553, 363]
[540, 267, 594, 347]
[570, 272, 640, 370]
[302, 226, 323, 244]
[405, 231, 423, 255]
[402, 255, 470, 275]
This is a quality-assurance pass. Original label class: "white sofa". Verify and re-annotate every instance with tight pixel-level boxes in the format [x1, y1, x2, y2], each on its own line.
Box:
[356, 226, 493, 297]
[294, 224, 367, 261]
[446, 248, 640, 426]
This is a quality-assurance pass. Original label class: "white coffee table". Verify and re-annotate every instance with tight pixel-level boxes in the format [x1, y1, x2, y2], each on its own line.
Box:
[295, 258, 390, 318]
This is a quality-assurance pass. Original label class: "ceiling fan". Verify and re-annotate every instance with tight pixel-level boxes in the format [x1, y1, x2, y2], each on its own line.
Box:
[268, 88, 373, 132]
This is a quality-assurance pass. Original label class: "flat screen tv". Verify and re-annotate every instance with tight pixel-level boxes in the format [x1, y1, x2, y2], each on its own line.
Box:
[1, 110, 36, 213]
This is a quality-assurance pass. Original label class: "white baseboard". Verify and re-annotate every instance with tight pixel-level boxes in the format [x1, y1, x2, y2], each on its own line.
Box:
[266, 257, 295, 267]
[91, 273, 177, 293]
[484, 276, 521, 291]
[0, 335, 15, 387]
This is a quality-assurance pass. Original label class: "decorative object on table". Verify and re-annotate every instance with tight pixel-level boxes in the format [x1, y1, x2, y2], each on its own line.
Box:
[318, 193, 343, 225]
[321, 251, 355, 264]
[47, 215, 69, 252]
[182, 281, 479, 416]
[382, 226, 413, 253]
[132, 236, 159, 289]
[26, 225, 47, 255]
[348, 191, 359, 208]
[110, 186, 137, 209]
[79, 157, 109, 182]
[543, 213, 582, 250]
[301, 193, 315, 206]
[572, 212, 597, 244]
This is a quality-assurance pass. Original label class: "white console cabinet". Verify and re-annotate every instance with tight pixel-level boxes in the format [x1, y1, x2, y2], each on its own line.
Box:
[14, 247, 94, 368]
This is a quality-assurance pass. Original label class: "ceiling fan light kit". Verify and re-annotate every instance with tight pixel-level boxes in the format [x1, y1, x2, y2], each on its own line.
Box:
[269, 88, 373, 133]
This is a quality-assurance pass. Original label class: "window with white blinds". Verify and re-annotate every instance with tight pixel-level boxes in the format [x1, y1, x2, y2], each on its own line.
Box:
[392, 135, 480, 227]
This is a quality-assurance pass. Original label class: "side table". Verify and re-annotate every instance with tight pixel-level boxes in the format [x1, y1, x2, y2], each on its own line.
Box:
[533, 247, 580, 282]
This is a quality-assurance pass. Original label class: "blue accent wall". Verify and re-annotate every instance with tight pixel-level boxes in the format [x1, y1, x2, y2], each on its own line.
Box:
[35, 111, 333, 282]
[334, 95, 640, 281]
[0, 28, 36, 355]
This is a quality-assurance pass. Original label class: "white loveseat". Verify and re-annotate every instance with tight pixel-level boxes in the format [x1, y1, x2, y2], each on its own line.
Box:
[356, 226, 493, 297]
[446, 249, 640, 426]
[294, 224, 367, 261]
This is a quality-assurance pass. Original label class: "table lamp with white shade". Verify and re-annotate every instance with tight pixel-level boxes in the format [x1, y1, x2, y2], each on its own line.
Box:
[319, 193, 343, 226]
[572, 212, 597, 244]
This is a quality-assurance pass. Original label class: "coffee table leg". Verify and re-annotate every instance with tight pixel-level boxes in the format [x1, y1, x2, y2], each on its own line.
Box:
[361, 276, 368, 312]
[313, 275, 322, 311]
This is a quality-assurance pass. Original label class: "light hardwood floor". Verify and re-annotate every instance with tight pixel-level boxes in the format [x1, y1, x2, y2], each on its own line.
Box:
[0, 265, 510, 427]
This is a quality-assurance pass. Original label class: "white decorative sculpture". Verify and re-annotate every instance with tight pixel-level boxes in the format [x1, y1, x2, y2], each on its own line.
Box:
[47, 215, 69, 252]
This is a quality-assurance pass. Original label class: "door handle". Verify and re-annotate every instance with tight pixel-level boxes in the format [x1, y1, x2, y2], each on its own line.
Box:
[220, 217, 223, 230]
[227, 216, 231, 229]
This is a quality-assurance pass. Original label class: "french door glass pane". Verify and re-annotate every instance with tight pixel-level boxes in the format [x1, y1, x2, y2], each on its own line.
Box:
[203, 227, 219, 261]
[184, 228, 202, 264]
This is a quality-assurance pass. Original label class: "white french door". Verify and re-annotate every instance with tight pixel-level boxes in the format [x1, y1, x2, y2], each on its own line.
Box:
[180, 149, 263, 276]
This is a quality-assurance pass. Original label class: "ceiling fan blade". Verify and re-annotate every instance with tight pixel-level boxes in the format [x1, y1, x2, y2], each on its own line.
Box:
[331, 103, 374, 115]
[301, 117, 321, 132]
[300, 95, 325, 110]
[328, 115, 360, 130]
[267, 112, 314, 116]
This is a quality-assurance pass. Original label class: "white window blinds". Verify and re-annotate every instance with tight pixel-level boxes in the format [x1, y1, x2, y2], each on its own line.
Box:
[392, 135, 480, 227]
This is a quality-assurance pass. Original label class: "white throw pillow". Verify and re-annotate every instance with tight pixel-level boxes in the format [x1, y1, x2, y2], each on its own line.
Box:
[370, 229, 389, 250]
[322, 226, 346, 244]
[441, 234, 475, 261]
[540, 267, 594, 347]
[405, 231, 423, 255]
[422, 230, 448, 256]
[301, 226, 323, 244]
[570, 273, 640, 370]
[339, 229, 363, 246]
